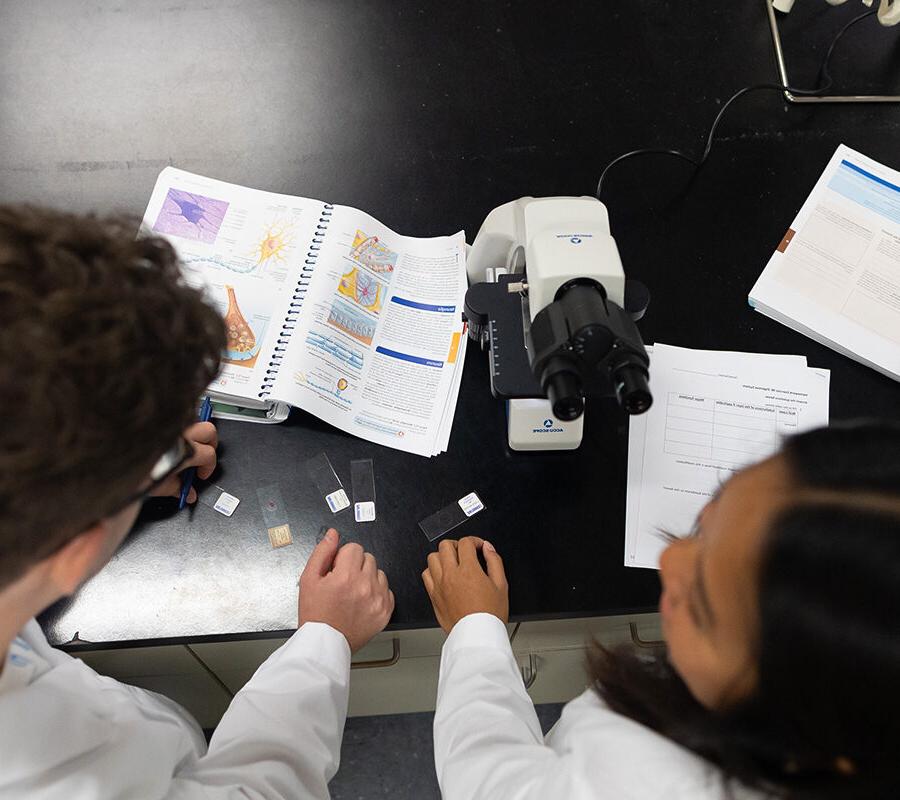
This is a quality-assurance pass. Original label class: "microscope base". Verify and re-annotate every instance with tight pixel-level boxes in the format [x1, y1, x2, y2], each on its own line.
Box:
[507, 399, 584, 451]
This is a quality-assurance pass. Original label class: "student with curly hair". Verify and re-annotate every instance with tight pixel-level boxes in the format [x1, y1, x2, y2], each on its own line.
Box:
[0, 206, 394, 798]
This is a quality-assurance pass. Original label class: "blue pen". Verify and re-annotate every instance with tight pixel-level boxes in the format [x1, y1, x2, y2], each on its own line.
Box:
[178, 396, 213, 510]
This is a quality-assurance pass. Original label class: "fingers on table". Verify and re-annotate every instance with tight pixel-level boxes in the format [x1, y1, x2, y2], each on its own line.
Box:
[438, 539, 460, 568]
[303, 529, 340, 577]
[482, 540, 507, 588]
[456, 536, 485, 566]
[421, 568, 435, 595]
[335, 541, 365, 571]
[426, 551, 443, 580]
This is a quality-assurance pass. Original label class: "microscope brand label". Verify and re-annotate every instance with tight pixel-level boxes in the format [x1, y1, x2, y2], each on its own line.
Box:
[458, 492, 484, 517]
[532, 423, 565, 433]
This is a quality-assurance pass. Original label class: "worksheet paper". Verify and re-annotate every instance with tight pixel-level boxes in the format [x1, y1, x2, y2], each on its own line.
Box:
[749, 144, 900, 381]
[625, 344, 830, 569]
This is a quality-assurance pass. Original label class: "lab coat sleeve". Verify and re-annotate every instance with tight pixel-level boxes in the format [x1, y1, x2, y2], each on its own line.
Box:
[169, 621, 351, 800]
[433, 612, 583, 800]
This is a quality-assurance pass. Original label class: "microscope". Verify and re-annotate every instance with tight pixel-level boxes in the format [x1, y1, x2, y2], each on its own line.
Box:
[464, 197, 652, 451]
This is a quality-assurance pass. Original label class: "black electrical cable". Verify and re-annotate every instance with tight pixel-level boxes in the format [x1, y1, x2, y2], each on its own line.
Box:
[818, 8, 879, 90]
[595, 9, 879, 200]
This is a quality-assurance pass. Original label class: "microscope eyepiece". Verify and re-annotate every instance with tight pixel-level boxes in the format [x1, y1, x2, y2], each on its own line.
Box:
[549, 376, 585, 421]
[527, 279, 652, 422]
[614, 362, 652, 415]
[541, 356, 585, 421]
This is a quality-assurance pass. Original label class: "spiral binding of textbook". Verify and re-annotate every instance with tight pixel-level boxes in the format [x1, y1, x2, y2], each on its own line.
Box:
[259, 203, 333, 398]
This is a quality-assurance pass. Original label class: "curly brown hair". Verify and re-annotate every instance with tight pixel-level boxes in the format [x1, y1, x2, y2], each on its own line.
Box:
[0, 206, 225, 588]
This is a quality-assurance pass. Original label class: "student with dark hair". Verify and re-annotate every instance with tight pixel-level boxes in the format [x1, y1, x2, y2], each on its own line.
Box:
[423, 421, 900, 800]
[0, 206, 394, 798]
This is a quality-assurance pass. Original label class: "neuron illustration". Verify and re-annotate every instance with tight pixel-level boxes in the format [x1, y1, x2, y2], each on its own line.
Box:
[222, 285, 263, 368]
[252, 221, 294, 268]
[153, 188, 229, 244]
[349, 230, 398, 273]
[337, 267, 385, 314]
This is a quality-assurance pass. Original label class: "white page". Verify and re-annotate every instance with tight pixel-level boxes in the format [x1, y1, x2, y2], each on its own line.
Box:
[625, 344, 829, 570]
[749, 144, 900, 380]
[624, 346, 810, 567]
[271, 206, 467, 457]
[140, 167, 323, 402]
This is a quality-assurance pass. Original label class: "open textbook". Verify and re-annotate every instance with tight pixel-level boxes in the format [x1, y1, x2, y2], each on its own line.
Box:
[140, 168, 467, 457]
[749, 144, 900, 381]
[625, 344, 830, 569]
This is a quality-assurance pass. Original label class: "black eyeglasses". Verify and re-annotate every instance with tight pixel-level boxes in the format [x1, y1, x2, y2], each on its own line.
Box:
[107, 436, 195, 516]
[37, 437, 196, 564]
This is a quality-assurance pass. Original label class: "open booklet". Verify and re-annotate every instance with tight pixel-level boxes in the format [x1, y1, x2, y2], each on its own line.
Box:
[140, 167, 467, 457]
[749, 144, 900, 381]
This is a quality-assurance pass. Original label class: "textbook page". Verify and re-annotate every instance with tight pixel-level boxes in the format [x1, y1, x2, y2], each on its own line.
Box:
[625, 344, 829, 569]
[749, 144, 900, 381]
[271, 206, 467, 457]
[140, 167, 323, 404]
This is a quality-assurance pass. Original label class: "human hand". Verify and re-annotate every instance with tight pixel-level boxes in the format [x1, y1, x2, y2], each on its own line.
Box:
[421, 536, 509, 634]
[299, 529, 395, 653]
[150, 421, 218, 504]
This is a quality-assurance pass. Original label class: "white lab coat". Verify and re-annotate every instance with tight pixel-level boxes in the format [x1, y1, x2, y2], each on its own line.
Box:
[0, 618, 350, 799]
[433, 613, 762, 800]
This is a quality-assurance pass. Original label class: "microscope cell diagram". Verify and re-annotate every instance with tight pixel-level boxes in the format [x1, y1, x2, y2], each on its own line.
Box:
[349, 230, 398, 273]
[338, 267, 385, 314]
[464, 196, 652, 451]
[153, 188, 228, 245]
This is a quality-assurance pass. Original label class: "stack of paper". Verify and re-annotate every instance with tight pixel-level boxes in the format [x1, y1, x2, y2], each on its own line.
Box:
[749, 144, 900, 381]
[625, 343, 830, 570]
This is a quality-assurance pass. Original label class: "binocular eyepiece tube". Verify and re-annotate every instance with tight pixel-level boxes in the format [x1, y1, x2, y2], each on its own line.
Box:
[543, 361, 586, 422]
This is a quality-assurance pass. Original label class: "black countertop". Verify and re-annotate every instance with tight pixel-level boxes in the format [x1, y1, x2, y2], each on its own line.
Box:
[1, 0, 897, 645]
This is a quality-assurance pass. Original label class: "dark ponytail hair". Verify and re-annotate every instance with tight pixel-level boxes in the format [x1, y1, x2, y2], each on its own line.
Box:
[590, 420, 900, 799]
